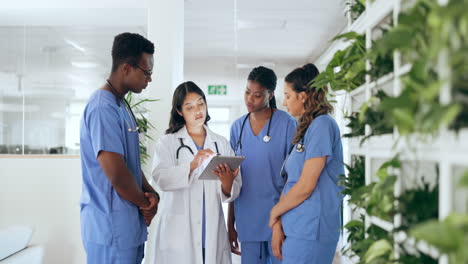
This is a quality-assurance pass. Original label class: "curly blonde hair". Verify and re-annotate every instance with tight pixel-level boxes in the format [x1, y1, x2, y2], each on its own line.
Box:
[285, 63, 334, 144]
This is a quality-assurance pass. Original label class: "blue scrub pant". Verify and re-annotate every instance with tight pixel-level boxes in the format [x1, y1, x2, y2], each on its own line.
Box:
[282, 237, 337, 264]
[241, 241, 282, 264]
[84, 242, 144, 264]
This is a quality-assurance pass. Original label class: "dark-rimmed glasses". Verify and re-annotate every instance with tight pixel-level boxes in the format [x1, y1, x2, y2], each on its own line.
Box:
[133, 64, 153, 77]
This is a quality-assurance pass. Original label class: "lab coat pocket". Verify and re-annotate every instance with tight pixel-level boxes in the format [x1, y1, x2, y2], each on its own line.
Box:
[159, 214, 185, 250]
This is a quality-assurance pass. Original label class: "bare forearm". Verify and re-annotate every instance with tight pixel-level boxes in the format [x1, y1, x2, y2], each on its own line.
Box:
[216, 166, 238, 198]
[221, 182, 233, 197]
[228, 202, 235, 227]
[142, 172, 160, 202]
[272, 218, 283, 231]
[275, 184, 313, 216]
[142, 172, 157, 194]
[98, 151, 149, 208]
[274, 157, 325, 216]
[112, 171, 149, 207]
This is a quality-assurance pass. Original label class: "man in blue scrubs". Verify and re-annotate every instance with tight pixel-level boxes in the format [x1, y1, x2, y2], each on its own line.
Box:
[80, 33, 159, 264]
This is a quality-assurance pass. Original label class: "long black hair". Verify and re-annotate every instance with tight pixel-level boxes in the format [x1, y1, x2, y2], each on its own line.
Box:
[247, 66, 278, 109]
[166, 81, 211, 134]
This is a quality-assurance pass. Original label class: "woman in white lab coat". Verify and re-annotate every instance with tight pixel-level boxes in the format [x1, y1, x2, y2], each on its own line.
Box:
[151, 81, 242, 264]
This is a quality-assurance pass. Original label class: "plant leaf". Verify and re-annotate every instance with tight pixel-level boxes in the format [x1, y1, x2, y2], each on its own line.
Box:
[364, 239, 393, 263]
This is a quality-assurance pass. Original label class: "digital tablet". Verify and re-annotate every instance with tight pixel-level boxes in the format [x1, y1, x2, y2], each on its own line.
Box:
[199, 155, 245, 180]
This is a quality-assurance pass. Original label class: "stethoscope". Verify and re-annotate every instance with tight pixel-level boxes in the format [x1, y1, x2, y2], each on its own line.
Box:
[106, 80, 139, 133]
[176, 138, 220, 159]
[280, 136, 305, 179]
[235, 108, 274, 154]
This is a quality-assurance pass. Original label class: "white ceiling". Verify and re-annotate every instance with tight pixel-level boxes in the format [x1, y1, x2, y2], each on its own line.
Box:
[0, 1, 347, 101]
[185, 0, 347, 66]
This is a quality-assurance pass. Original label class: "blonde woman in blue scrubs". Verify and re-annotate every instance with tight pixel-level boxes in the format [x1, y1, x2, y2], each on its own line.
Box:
[269, 63, 344, 264]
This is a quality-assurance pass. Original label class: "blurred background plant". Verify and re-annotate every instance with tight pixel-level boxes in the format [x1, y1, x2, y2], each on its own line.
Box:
[125, 92, 158, 165]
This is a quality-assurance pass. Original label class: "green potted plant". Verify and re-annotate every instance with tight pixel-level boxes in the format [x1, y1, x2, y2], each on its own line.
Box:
[125, 92, 159, 165]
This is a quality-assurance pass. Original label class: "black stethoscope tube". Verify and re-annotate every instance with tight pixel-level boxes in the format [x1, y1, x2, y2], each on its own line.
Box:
[176, 138, 220, 159]
[280, 137, 305, 180]
[235, 108, 274, 153]
[106, 80, 139, 132]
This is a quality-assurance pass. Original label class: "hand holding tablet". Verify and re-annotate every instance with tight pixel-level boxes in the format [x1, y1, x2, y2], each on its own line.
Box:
[199, 155, 245, 180]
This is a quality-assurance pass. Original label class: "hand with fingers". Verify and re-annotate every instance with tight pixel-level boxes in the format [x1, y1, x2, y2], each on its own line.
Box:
[213, 163, 239, 197]
[139, 192, 159, 226]
[269, 205, 281, 229]
[228, 223, 241, 255]
[190, 149, 216, 173]
[271, 220, 284, 261]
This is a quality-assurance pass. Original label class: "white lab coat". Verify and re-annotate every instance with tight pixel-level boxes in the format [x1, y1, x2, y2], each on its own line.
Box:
[151, 125, 242, 264]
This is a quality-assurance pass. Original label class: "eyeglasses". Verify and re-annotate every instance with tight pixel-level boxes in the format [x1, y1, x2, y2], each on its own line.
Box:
[134, 64, 153, 78]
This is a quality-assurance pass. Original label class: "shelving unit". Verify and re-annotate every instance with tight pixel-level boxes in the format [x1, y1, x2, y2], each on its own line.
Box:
[395, 231, 440, 259]
[315, 0, 468, 263]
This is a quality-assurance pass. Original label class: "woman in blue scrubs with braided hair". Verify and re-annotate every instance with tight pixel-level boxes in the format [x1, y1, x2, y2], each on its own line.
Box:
[228, 66, 297, 264]
[269, 63, 344, 264]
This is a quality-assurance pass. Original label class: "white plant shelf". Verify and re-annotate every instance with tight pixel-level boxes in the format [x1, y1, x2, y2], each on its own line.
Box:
[337, 1, 464, 264]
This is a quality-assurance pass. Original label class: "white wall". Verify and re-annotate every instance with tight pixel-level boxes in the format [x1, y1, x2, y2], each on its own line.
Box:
[184, 58, 304, 125]
[0, 157, 85, 264]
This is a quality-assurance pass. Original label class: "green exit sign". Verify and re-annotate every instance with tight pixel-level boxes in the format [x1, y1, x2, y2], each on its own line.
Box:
[208, 85, 227, 95]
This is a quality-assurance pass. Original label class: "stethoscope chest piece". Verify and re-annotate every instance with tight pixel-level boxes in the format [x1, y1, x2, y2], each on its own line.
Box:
[236, 108, 275, 152]
[296, 143, 305, 153]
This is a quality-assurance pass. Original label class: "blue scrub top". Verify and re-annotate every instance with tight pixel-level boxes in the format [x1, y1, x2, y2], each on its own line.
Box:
[281, 114, 344, 241]
[230, 109, 297, 242]
[79, 90, 147, 249]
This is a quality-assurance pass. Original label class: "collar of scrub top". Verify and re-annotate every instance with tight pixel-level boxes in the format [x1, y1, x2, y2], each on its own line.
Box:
[235, 107, 274, 154]
[176, 138, 220, 159]
[106, 80, 139, 133]
[280, 136, 305, 180]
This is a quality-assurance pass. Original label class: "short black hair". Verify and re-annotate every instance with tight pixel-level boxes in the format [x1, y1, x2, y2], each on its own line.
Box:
[111, 32, 155, 72]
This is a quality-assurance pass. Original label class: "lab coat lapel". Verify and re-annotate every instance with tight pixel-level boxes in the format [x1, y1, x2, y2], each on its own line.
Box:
[204, 125, 213, 150]
[174, 126, 191, 141]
